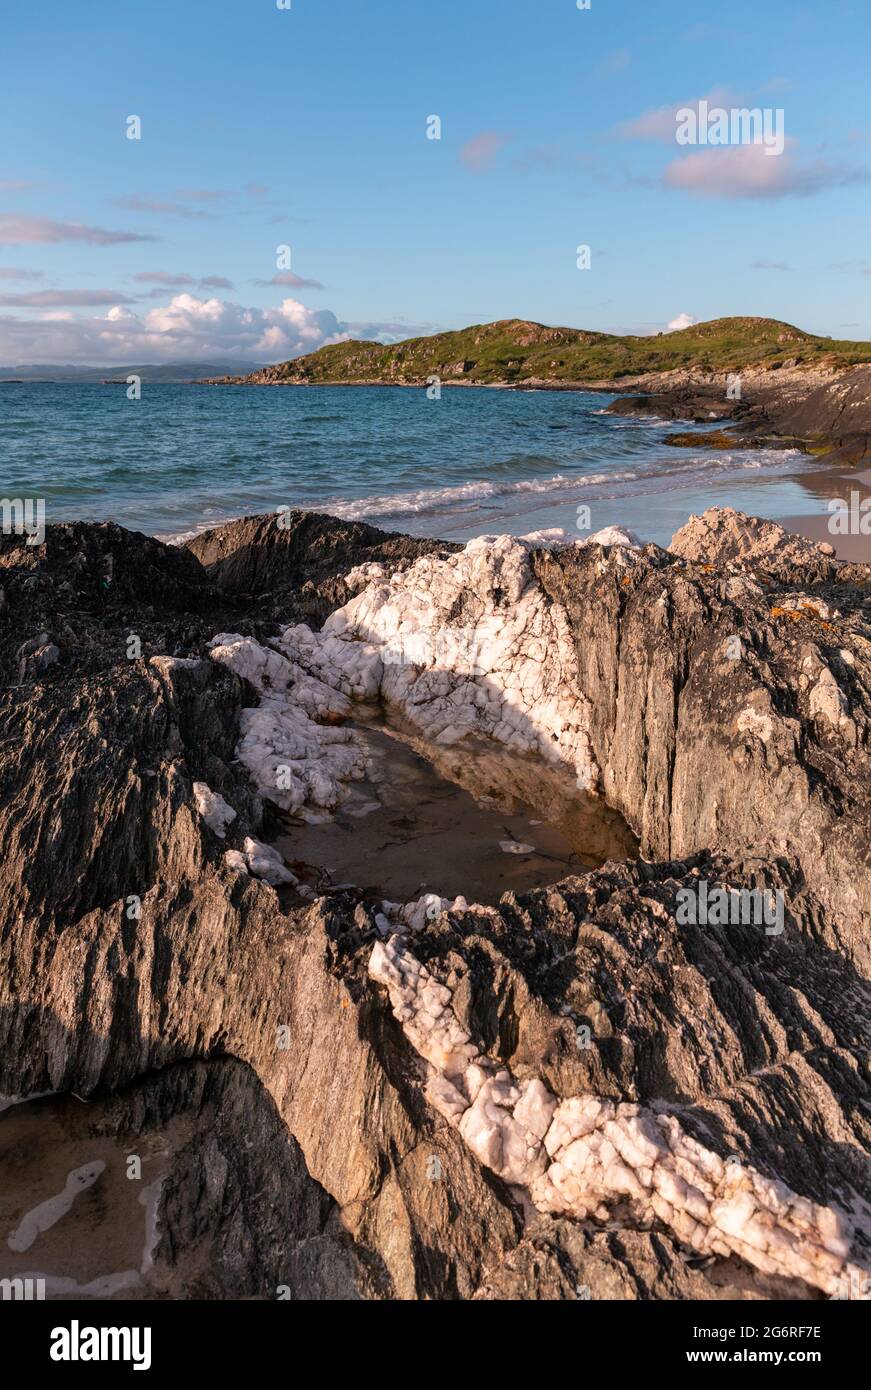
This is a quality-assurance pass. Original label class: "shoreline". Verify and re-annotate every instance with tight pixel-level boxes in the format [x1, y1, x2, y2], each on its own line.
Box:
[199, 366, 825, 394]
[158, 493, 854, 561]
[776, 510, 871, 563]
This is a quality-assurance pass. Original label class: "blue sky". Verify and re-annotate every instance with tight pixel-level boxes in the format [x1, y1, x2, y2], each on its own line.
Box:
[2, 0, 871, 362]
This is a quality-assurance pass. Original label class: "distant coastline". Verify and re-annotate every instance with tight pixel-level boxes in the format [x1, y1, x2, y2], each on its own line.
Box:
[200, 314, 871, 389]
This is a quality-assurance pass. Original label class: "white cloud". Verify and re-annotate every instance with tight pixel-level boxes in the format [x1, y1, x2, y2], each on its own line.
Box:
[0, 292, 356, 364]
[665, 313, 698, 332]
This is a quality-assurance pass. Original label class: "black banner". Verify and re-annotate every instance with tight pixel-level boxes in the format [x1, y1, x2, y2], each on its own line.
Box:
[6, 1296, 865, 1376]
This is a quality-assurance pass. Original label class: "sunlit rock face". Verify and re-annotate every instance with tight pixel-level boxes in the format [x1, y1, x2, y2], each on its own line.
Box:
[209, 531, 636, 825]
[314, 534, 601, 786]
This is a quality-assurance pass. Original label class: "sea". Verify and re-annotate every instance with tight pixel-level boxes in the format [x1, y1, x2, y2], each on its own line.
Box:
[0, 382, 831, 547]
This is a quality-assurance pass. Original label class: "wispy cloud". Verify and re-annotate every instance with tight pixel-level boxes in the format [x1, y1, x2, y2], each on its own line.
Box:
[762, 76, 793, 94]
[163, 184, 269, 205]
[681, 23, 739, 44]
[264, 213, 313, 226]
[0, 214, 157, 245]
[459, 131, 513, 172]
[254, 271, 324, 290]
[133, 271, 235, 292]
[663, 143, 869, 199]
[751, 259, 793, 271]
[343, 319, 438, 343]
[511, 144, 595, 172]
[602, 48, 631, 76]
[0, 288, 135, 307]
[613, 88, 869, 200]
[113, 195, 215, 220]
[614, 89, 738, 142]
[133, 271, 197, 286]
[0, 266, 43, 280]
[172, 188, 231, 203]
[830, 259, 871, 276]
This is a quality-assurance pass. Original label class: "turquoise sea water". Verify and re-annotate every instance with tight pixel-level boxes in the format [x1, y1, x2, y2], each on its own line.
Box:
[0, 382, 827, 545]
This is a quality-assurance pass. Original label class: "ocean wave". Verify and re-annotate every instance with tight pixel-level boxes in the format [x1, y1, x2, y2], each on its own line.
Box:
[319, 448, 800, 522]
[322, 471, 639, 521]
[157, 516, 238, 545]
[157, 448, 801, 543]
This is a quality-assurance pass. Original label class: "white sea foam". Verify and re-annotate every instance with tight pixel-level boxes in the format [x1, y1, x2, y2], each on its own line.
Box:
[319, 472, 639, 521]
[315, 451, 799, 527]
[157, 446, 803, 546]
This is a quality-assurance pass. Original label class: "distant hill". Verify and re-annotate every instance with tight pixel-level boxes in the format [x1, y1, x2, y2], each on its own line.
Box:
[0, 361, 259, 384]
[203, 317, 871, 388]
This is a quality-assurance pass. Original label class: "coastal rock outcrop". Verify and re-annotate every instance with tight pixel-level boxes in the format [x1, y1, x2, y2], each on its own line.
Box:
[606, 362, 871, 466]
[187, 509, 456, 627]
[1, 508, 869, 1300]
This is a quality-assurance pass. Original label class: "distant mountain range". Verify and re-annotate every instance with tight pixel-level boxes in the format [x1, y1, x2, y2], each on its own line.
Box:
[0, 361, 260, 384]
[203, 317, 871, 388]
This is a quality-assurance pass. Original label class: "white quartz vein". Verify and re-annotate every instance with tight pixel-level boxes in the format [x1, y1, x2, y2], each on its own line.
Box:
[369, 933, 869, 1298]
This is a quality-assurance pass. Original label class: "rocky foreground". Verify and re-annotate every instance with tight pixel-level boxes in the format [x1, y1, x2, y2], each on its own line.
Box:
[1, 506, 870, 1300]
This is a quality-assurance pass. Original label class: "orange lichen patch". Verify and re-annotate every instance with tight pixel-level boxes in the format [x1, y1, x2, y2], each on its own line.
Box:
[622, 576, 632, 586]
[777, 604, 838, 629]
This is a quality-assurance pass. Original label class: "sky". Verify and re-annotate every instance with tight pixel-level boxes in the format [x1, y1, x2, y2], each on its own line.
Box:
[2, 0, 871, 364]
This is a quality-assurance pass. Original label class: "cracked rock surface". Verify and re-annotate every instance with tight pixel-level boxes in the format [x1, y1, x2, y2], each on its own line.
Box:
[0, 507, 869, 1300]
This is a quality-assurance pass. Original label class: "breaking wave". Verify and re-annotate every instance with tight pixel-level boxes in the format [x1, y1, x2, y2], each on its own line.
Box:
[323, 471, 639, 521]
[318, 450, 799, 525]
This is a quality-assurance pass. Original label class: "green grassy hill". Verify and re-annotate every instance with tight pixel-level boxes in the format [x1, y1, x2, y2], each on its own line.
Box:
[213, 316, 871, 387]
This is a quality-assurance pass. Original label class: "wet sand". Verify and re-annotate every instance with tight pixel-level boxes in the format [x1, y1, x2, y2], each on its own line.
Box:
[777, 512, 871, 563]
[776, 465, 871, 562]
[0, 1091, 182, 1299]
